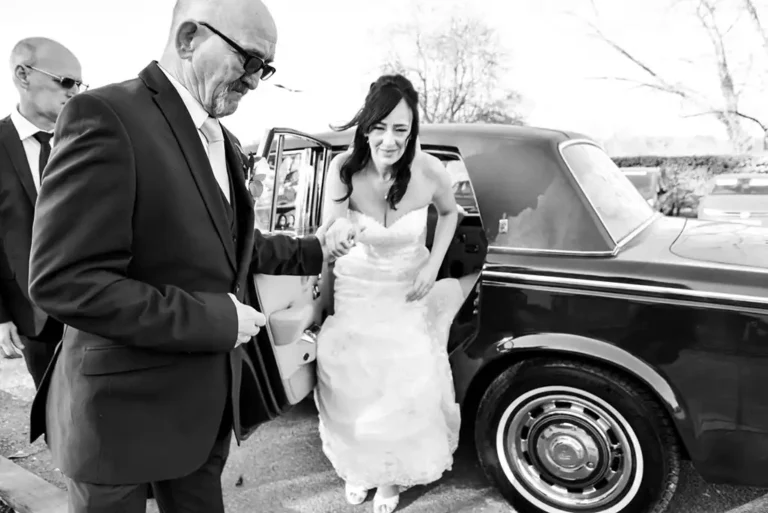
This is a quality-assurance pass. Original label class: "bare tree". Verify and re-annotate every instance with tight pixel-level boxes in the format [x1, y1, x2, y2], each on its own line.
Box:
[381, 15, 525, 125]
[582, 0, 768, 151]
[743, 0, 768, 56]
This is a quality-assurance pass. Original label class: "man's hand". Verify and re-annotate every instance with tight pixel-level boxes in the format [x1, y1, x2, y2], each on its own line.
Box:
[228, 294, 267, 347]
[317, 218, 364, 261]
[0, 321, 23, 358]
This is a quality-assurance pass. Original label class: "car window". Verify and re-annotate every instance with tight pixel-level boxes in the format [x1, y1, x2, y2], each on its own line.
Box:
[561, 143, 654, 243]
[427, 152, 479, 214]
[255, 142, 318, 235]
[477, 143, 608, 252]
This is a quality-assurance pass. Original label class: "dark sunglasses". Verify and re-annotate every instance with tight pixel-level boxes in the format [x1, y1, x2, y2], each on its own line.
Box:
[199, 22, 276, 80]
[25, 65, 88, 92]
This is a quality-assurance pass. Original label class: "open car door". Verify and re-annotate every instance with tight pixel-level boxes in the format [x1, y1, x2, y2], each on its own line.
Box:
[248, 128, 332, 415]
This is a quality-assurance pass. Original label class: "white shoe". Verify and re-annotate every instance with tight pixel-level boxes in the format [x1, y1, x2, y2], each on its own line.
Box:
[373, 488, 400, 513]
[345, 482, 369, 505]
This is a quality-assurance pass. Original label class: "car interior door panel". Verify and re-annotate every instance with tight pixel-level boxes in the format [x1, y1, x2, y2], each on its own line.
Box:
[253, 273, 323, 405]
[422, 149, 486, 298]
[251, 129, 332, 409]
[426, 205, 486, 299]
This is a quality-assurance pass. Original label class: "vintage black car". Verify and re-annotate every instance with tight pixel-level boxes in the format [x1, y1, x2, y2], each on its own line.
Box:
[241, 124, 768, 513]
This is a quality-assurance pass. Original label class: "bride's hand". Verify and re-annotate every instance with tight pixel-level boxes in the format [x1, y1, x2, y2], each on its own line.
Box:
[321, 218, 363, 260]
[407, 264, 439, 302]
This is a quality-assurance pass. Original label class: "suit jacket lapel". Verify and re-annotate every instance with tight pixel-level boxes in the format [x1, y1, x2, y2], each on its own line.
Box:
[0, 117, 36, 205]
[139, 62, 237, 272]
[223, 130, 255, 282]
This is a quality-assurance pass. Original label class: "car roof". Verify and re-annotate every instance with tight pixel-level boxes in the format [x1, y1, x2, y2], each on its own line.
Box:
[307, 123, 593, 148]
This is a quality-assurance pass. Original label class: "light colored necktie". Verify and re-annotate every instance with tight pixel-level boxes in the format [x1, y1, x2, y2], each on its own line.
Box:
[200, 117, 230, 203]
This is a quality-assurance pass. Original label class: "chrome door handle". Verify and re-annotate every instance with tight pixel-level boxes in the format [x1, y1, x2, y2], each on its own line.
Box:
[313, 273, 322, 300]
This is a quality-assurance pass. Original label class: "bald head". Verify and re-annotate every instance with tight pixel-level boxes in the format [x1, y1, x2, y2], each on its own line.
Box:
[10, 37, 82, 128]
[10, 37, 81, 78]
[167, 0, 277, 58]
[160, 0, 278, 118]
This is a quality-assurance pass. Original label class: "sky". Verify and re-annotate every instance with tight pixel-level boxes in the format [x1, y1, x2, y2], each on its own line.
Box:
[1, 0, 767, 147]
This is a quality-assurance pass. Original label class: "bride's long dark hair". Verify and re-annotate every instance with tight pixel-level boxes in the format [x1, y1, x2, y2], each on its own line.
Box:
[332, 74, 420, 210]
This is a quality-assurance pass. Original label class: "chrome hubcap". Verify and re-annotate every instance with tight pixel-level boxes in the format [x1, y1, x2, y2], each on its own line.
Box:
[496, 386, 643, 512]
[536, 423, 600, 481]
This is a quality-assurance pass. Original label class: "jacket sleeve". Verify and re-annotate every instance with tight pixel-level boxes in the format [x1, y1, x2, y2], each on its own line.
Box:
[28, 93, 237, 353]
[250, 230, 324, 276]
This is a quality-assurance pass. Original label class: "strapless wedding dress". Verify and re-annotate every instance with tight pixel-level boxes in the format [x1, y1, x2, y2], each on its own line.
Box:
[314, 206, 464, 489]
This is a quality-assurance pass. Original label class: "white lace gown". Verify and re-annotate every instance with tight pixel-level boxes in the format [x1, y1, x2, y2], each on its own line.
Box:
[314, 206, 464, 490]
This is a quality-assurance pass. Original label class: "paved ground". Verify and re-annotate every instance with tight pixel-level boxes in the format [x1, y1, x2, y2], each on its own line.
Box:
[2, 356, 767, 513]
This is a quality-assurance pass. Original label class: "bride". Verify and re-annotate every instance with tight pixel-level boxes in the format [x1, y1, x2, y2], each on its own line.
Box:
[315, 74, 465, 513]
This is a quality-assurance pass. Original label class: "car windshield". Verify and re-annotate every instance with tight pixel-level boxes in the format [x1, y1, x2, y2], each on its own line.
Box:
[561, 143, 655, 244]
[710, 176, 768, 195]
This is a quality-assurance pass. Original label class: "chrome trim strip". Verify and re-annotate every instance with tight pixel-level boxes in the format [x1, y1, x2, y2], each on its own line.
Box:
[558, 139, 657, 251]
[488, 246, 617, 257]
[484, 270, 768, 307]
[269, 133, 284, 232]
[493, 280, 768, 315]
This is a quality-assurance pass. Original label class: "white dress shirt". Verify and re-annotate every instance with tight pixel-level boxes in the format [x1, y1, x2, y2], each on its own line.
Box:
[9, 107, 53, 192]
[158, 65, 230, 202]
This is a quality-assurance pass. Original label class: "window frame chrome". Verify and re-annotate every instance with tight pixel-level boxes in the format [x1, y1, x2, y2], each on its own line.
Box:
[558, 139, 658, 253]
[258, 128, 332, 235]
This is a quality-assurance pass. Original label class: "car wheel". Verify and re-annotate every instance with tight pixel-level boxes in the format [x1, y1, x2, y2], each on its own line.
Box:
[475, 358, 680, 513]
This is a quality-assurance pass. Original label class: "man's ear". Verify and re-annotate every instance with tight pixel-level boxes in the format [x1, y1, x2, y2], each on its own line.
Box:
[13, 65, 31, 90]
[175, 21, 201, 59]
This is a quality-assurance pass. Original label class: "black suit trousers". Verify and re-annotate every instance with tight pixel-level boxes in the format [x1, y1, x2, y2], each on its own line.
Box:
[66, 426, 232, 513]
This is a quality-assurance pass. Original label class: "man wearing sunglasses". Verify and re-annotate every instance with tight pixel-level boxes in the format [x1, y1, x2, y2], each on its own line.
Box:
[0, 37, 83, 388]
[27, 0, 350, 512]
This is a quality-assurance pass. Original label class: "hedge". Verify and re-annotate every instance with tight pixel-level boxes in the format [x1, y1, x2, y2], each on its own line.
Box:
[612, 154, 768, 216]
[612, 154, 768, 174]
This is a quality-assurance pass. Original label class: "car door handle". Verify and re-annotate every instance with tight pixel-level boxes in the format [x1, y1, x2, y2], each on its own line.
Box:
[312, 274, 322, 300]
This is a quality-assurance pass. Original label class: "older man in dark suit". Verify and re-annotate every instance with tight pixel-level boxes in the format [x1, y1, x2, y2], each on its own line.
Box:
[27, 0, 351, 511]
[0, 37, 84, 387]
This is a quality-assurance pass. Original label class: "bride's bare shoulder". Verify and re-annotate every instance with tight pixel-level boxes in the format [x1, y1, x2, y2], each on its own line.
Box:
[414, 150, 450, 189]
[330, 149, 353, 169]
[327, 149, 354, 181]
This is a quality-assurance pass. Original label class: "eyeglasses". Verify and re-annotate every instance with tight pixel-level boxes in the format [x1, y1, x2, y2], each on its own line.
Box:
[199, 22, 276, 80]
[24, 65, 88, 92]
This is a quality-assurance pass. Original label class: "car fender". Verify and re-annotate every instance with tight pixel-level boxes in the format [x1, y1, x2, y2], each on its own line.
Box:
[457, 331, 696, 457]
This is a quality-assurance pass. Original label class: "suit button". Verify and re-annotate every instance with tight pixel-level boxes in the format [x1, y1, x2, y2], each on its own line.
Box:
[235, 285, 241, 294]
[232, 235, 237, 243]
